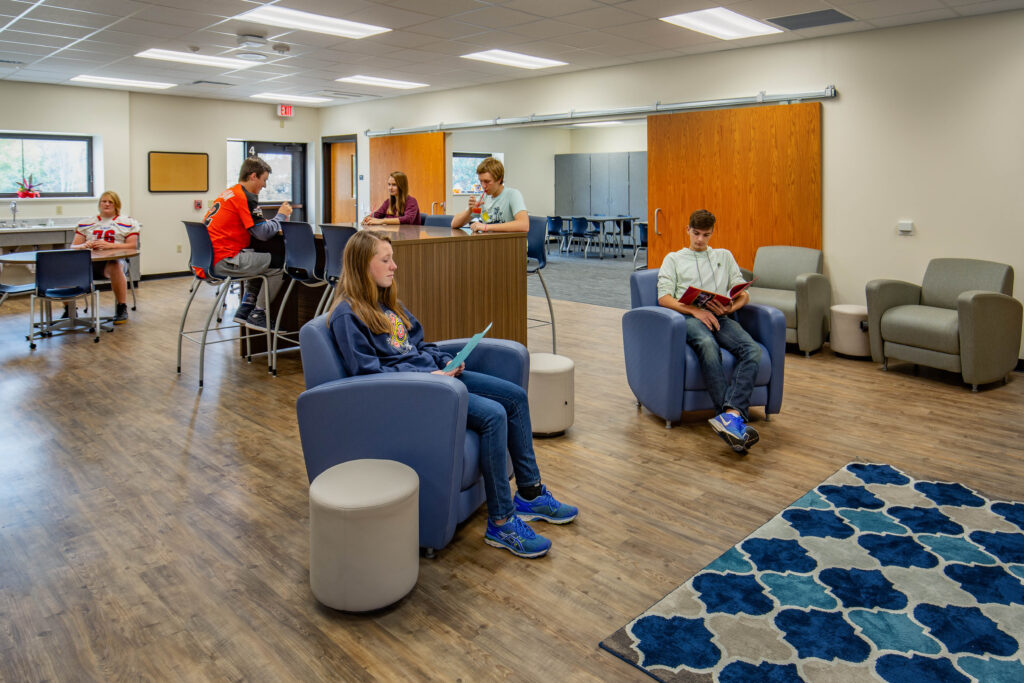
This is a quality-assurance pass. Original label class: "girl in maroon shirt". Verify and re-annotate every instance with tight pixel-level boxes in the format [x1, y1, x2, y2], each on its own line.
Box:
[362, 171, 420, 226]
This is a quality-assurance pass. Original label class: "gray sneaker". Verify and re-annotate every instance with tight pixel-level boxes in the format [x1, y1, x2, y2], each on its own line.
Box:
[245, 308, 268, 331]
[233, 301, 255, 324]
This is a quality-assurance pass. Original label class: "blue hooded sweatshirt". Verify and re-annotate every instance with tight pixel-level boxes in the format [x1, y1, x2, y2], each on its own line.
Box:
[328, 300, 453, 377]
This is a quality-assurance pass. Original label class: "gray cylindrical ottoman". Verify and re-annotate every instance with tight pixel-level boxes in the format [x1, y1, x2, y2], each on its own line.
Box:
[528, 352, 575, 436]
[309, 459, 419, 612]
[830, 304, 871, 357]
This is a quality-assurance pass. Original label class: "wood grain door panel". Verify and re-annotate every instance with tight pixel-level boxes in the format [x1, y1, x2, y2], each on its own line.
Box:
[369, 133, 446, 216]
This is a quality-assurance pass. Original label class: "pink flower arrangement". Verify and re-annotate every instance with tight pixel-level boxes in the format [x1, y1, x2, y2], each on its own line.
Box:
[15, 175, 42, 198]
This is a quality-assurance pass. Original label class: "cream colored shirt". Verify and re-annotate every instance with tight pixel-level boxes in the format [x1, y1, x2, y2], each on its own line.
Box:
[657, 247, 744, 300]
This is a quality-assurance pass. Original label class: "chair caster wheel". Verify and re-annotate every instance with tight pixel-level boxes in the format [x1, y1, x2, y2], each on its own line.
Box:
[93, 337, 99, 343]
[29, 343, 36, 349]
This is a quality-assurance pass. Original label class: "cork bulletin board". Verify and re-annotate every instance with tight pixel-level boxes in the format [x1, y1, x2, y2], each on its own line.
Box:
[148, 152, 208, 192]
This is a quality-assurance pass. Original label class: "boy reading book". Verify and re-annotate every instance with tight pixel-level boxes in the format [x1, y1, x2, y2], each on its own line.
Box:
[656, 210, 763, 454]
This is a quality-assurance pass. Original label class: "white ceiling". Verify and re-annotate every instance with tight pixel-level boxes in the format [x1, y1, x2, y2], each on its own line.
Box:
[2, 0, 1022, 106]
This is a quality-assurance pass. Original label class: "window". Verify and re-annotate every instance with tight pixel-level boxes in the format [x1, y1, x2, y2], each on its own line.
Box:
[0, 133, 94, 198]
[451, 151, 503, 195]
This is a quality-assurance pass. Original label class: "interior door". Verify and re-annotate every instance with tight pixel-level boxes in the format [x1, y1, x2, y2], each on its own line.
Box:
[647, 102, 821, 270]
[368, 132, 445, 216]
[329, 141, 356, 223]
[246, 141, 307, 222]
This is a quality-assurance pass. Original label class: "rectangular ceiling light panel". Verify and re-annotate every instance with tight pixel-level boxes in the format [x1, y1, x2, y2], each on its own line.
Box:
[71, 74, 176, 89]
[250, 92, 331, 103]
[460, 49, 566, 70]
[238, 6, 390, 39]
[660, 8, 782, 40]
[336, 75, 427, 89]
[135, 48, 258, 70]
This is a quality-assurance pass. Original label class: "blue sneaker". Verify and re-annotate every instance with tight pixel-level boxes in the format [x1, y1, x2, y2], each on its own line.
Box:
[484, 516, 551, 558]
[709, 412, 751, 453]
[513, 485, 578, 524]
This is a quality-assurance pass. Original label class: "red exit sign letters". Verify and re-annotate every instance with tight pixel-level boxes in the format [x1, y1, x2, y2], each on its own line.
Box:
[277, 104, 294, 118]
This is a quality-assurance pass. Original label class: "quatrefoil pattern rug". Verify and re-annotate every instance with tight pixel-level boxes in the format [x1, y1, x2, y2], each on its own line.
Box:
[600, 464, 1024, 682]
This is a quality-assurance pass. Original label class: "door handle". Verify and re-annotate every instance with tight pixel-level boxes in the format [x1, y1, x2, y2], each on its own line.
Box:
[654, 207, 664, 236]
[431, 201, 438, 214]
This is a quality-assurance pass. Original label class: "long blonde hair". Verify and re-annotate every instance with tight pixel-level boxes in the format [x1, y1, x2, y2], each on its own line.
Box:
[387, 171, 409, 218]
[327, 230, 411, 334]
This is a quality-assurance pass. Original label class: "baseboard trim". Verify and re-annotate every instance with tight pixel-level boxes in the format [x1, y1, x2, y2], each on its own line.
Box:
[140, 271, 191, 281]
[1016, 358, 1024, 373]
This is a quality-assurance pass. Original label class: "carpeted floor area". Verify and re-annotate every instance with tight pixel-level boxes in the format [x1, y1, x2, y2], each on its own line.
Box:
[527, 244, 645, 310]
[600, 463, 1024, 682]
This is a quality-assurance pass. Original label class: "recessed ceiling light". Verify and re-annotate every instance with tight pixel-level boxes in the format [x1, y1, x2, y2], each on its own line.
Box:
[250, 92, 331, 104]
[238, 6, 390, 39]
[235, 52, 268, 62]
[336, 75, 428, 90]
[660, 8, 782, 40]
[135, 48, 258, 70]
[460, 49, 567, 70]
[575, 121, 623, 127]
[71, 74, 176, 89]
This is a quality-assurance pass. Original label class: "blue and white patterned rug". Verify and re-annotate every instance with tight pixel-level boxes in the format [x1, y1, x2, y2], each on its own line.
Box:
[600, 464, 1024, 682]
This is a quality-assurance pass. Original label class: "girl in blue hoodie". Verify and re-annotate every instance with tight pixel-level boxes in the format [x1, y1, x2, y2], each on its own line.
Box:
[327, 230, 577, 558]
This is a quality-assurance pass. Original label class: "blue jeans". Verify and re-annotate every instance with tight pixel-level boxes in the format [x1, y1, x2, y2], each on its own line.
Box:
[685, 315, 762, 421]
[459, 370, 541, 522]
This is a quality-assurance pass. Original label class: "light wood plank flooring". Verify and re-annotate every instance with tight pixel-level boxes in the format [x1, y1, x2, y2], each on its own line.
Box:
[0, 278, 1021, 681]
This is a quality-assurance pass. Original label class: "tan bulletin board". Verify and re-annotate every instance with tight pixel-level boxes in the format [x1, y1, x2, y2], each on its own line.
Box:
[148, 152, 208, 192]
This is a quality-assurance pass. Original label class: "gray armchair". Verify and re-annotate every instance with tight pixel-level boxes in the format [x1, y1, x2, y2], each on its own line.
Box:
[866, 258, 1021, 391]
[740, 246, 830, 356]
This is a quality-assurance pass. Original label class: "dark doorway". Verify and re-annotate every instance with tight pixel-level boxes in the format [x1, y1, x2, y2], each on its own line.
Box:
[245, 141, 307, 222]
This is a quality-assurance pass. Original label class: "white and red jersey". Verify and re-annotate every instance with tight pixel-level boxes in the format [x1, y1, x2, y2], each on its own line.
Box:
[76, 215, 141, 245]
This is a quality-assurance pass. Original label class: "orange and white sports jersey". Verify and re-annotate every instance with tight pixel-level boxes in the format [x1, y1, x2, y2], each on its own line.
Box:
[76, 215, 141, 244]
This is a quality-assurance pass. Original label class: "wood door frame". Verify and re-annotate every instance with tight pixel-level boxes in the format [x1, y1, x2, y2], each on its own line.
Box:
[322, 134, 358, 224]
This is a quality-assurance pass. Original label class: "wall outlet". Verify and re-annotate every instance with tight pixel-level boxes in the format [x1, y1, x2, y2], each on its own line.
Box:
[55, 205, 63, 215]
[176, 244, 182, 253]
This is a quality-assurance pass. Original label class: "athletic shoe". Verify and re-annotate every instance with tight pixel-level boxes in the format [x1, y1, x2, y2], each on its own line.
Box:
[484, 516, 551, 558]
[744, 425, 760, 449]
[513, 485, 578, 524]
[112, 303, 128, 325]
[233, 301, 255, 324]
[60, 304, 71, 319]
[709, 412, 750, 453]
[245, 308, 268, 331]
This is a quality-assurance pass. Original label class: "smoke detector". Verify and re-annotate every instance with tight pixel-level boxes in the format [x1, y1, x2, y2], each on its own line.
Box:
[236, 52, 268, 62]
[237, 34, 268, 49]
[272, 43, 290, 55]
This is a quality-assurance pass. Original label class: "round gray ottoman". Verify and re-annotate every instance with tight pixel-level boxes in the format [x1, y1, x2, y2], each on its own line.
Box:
[830, 304, 871, 357]
[528, 352, 575, 437]
[309, 459, 419, 612]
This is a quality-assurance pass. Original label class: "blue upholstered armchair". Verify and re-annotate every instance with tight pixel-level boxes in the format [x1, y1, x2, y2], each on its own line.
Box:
[622, 270, 786, 427]
[296, 314, 529, 554]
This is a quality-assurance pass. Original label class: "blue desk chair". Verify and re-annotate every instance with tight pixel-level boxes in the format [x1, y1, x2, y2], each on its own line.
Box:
[567, 217, 598, 257]
[545, 216, 566, 254]
[632, 221, 648, 270]
[28, 249, 100, 348]
[622, 270, 785, 428]
[316, 225, 357, 317]
[270, 221, 327, 375]
[528, 215, 556, 353]
[423, 214, 455, 227]
[176, 221, 276, 388]
[296, 314, 529, 555]
[1, 282, 33, 309]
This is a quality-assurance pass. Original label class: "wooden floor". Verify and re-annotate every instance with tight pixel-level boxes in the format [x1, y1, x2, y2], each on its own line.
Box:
[1, 278, 1021, 681]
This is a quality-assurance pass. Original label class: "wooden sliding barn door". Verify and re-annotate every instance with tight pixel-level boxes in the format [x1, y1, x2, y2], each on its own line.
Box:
[369, 132, 446, 216]
[647, 102, 821, 270]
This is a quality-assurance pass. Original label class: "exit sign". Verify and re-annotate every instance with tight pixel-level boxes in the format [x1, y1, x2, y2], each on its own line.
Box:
[277, 104, 294, 118]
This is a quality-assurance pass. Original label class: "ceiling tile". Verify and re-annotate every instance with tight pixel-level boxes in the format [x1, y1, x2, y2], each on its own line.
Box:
[18, 6, 122, 30]
[843, 0, 946, 20]
[0, 30, 76, 48]
[0, 40, 55, 56]
[952, 0, 1024, 13]
[384, 0, 488, 15]
[402, 16, 493, 38]
[343, 4, 437, 28]
[506, 19, 588, 39]
[500, 0, 606, 17]
[8, 17, 98, 39]
[456, 6, 541, 28]
[614, 0, 720, 19]
[868, 7, 957, 25]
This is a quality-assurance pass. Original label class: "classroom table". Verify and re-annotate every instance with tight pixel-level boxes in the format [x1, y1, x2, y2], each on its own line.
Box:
[0, 247, 138, 335]
[584, 216, 637, 259]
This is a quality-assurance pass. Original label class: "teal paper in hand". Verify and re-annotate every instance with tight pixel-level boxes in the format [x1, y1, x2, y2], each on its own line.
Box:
[444, 322, 493, 372]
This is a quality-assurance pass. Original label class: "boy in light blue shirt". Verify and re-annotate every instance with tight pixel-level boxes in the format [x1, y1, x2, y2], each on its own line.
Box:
[452, 157, 528, 233]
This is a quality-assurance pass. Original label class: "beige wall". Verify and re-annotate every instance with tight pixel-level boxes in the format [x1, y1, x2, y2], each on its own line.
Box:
[321, 10, 1024, 356]
[2, 82, 320, 275]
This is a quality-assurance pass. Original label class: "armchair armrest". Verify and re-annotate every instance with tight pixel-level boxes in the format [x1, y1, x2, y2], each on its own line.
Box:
[866, 279, 921, 363]
[621, 306, 688, 422]
[958, 290, 1024, 386]
[740, 267, 754, 281]
[434, 338, 529, 388]
[296, 373, 469, 546]
[795, 272, 832, 353]
[734, 303, 786, 414]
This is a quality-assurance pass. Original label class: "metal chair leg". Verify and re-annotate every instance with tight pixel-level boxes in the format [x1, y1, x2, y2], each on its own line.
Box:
[197, 278, 233, 388]
[535, 269, 556, 354]
[177, 277, 202, 374]
[270, 278, 296, 376]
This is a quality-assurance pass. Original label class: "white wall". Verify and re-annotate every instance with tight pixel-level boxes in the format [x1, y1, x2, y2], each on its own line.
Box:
[320, 10, 1024, 356]
[568, 123, 647, 154]
[2, 81, 320, 275]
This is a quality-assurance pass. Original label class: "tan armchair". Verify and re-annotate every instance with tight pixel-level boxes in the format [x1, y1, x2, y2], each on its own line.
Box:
[740, 246, 830, 356]
[866, 258, 1021, 391]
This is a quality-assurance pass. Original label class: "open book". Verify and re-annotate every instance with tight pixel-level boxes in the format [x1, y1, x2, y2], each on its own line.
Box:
[443, 322, 493, 372]
[679, 278, 757, 309]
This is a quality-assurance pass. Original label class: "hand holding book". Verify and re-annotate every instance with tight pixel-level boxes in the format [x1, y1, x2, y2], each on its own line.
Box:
[678, 278, 757, 310]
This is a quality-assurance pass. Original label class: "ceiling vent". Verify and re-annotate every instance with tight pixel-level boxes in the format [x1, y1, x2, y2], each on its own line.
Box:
[190, 79, 232, 87]
[314, 90, 380, 101]
[0, 58, 26, 65]
[768, 9, 854, 31]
